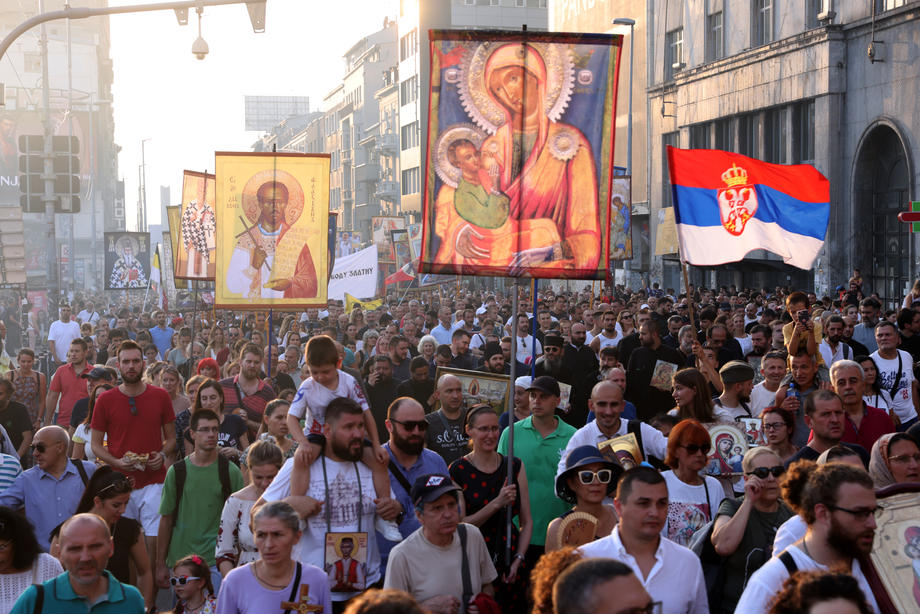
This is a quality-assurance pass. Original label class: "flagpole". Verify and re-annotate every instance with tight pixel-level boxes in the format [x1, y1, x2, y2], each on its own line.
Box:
[681, 257, 695, 328]
[504, 278, 519, 569]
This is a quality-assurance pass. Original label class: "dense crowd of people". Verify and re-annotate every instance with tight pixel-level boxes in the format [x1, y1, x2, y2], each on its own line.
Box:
[0, 274, 915, 613]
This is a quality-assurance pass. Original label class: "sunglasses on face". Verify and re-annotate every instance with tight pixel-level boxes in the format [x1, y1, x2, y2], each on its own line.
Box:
[390, 419, 428, 432]
[170, 576, 201, 586]
[577, 469, 613, 485]
[746, 466, 785, 479]
[30, 442, 55, 454]
[127, 396, 138, 416]
[681, 443, 711, 455]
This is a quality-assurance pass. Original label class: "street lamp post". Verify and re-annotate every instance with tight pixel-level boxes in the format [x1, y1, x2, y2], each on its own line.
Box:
[613, 17, 635, 288]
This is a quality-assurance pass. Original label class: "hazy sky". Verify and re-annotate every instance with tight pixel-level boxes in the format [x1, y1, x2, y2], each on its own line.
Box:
[110, 0, 397, 229]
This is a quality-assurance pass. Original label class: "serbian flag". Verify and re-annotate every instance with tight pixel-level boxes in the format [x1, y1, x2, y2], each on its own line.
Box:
[667, 147, 829, 270]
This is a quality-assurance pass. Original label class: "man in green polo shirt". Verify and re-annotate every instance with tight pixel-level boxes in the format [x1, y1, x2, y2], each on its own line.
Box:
[498, 375, 575, 568]
[12, 513, 144, 613]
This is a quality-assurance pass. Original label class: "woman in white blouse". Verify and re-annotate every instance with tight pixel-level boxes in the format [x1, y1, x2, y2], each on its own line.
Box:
[216, 439, 284, 575]
[0, 507, 62, 614]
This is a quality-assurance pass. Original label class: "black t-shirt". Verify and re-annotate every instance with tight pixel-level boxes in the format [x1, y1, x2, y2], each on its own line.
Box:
[784, 442, 870, 468]
[425, 409, 469, 466]
[396, 378, 435, 413]
[0, 401, 32, 450]
[625, 343, 686, 421]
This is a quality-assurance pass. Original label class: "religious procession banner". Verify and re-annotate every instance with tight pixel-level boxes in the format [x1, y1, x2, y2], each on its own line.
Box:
[214, 152, 331, 309]
[176, 170, 217, 280]
[419, 30, 622, 280]
[104, 232, 151, 290]
[164, 206, 188, 289]
[610, 176, 632, 260]
[372, 216, 405, 261]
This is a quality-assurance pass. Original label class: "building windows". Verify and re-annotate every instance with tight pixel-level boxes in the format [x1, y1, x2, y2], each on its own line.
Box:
[665, 28, 684, 81]
[690, 124, 710, 149]
[794, 100, 815, 163]
[738, 114, 758, 158]
[662, 132, 679, 207]
[401, 167, 420, 195]
[400, 122, 419, 151]
[714, 119, 732, 151]
[764, 107, 787, 164]
[399, 29, 417, 61]
[706, 12, 724, 62]
[515, 0, 527, 6]
[875, 0, 906, 10]
[806, 0, 825, 28]
[753, 0, 774, 47]
[400, 76, 418, 106]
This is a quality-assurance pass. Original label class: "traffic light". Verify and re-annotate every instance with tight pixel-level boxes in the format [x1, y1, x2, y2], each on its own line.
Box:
[17, 135, 80, 213]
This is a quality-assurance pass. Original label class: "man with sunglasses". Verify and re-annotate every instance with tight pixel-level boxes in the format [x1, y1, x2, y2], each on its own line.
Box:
[579, 467, 708, 614]
[783, 390, 869, 468]
[378, 397, 448, 567]
[534, 335, 574, 386]
[0, 426, 95, 551]
[735, 463, 881, 614]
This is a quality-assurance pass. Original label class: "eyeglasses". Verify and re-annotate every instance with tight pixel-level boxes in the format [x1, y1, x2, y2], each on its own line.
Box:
[618, 603, 663, 614]
[195, 426, 220, 434]
[681, 443, 711, 455]
[762, 422, 786, 431]
[472, 425, 500, 434]
[390, 419, 428, 432]
[888, 453, 920, 464]
[170, 576, 202, 586]
[577, 469, 613, 485]
[746, 466, 785, 479]
[826, 504, 880, 521]
[544, 346, 561, 353]
[29, 442, 54, 454]
[127, 396, 138, 416]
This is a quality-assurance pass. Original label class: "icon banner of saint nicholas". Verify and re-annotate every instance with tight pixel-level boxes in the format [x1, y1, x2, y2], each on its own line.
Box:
[214, 152, 331, 309]
[105, 232, 151, 290]
[419, 30, 623, 280]
[176, 170, 217, 280]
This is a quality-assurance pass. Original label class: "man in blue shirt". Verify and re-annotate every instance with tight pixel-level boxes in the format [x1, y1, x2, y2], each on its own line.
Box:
[377, 397, 448, 566]
[11, 513, 145, 613]
[147, 310, 175, 361]
[0, 426, 94, 551]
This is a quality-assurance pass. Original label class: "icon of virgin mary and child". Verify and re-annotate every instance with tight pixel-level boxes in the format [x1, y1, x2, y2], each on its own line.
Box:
[431, 42, 602, 276]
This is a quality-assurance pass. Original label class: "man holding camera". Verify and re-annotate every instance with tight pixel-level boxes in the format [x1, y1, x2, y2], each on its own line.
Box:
[782, 291, 824, 368]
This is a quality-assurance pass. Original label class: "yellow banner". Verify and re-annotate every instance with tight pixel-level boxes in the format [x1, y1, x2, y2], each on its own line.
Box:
[164, 206, 187, 289]
[345, 293, 382, 313]
[215, 152, 331, 309]
[177, 170, 217, 280]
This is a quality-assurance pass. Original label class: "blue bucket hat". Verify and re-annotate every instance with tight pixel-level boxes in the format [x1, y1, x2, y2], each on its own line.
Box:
[555, 445, 623, 504]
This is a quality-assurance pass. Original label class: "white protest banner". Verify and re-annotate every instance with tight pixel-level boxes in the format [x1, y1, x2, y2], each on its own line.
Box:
[328, 244, 378, 301]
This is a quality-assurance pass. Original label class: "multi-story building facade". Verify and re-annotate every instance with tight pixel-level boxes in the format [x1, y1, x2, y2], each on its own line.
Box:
[397, 0, 548, 221]
[645, 0, 920, 302]
[1, 0, 118, 293]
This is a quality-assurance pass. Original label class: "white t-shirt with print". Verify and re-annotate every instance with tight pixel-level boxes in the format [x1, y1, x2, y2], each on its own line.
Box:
[661, 470, 726, 547]
[288, 370, 370, 435]
[750, 381, 779, 417]
[262, 456, 389, 602]
[870, 349, 917, 423]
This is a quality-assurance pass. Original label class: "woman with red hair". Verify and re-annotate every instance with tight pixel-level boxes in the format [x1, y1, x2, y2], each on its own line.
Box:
[661, 419, 726, 546]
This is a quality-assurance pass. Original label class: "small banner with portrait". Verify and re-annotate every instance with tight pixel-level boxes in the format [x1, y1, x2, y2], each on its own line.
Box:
[104, 232, 151, 290]
[419, 30, 623, 279]
[214, 152, 331, 309]
[164, 206, 188, 290]
[176, 170, 217, 280]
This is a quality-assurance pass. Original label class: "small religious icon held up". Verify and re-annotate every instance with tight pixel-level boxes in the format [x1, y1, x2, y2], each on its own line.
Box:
[280, 584, 324, 613]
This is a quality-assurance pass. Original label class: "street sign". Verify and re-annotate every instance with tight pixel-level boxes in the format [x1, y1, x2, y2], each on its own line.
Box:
[899, 202, 920, 232]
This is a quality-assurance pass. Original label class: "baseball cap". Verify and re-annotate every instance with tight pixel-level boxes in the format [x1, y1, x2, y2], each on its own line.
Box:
[528, 375, 560, 397]
[410, 474, 461, 506]
[81, 366, 112, 381]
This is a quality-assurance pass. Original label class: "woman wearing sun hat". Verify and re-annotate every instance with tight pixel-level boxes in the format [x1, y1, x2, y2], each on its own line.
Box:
[546, 445, 623, 552]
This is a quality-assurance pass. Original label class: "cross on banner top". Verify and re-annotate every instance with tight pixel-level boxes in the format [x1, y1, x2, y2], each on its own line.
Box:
[897, 201, 920, 233]
[280, 584, 324, 613]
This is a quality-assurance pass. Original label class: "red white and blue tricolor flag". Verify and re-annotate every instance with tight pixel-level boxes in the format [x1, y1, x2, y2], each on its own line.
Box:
[666, 146, 830, 270]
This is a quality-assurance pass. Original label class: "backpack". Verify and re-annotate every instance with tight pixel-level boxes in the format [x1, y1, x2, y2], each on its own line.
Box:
[626, 421, 667, 470]
[171, 456, 232, 515]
